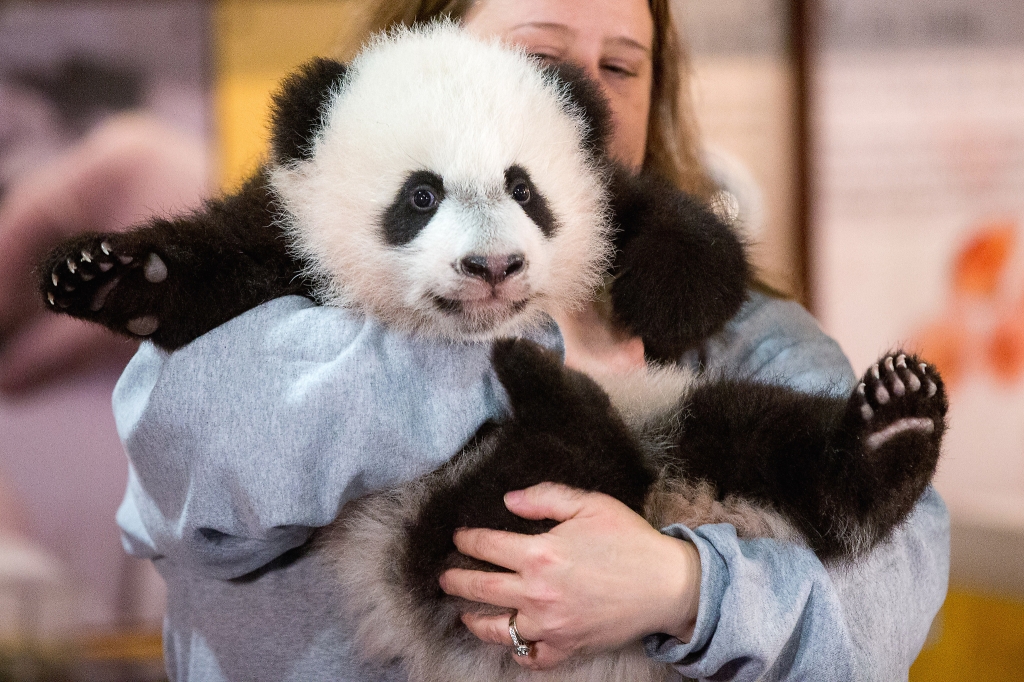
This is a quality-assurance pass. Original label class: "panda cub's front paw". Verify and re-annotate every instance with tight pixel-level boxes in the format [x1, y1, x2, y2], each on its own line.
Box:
[42, 234, 168, 338]
[851, 352, 947, 454]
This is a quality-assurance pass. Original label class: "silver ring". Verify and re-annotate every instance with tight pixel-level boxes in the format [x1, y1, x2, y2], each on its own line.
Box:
[509, 613, 533, 657]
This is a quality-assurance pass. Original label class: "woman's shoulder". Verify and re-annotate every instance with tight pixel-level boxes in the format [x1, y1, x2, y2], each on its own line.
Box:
[681, 290, 857, 394]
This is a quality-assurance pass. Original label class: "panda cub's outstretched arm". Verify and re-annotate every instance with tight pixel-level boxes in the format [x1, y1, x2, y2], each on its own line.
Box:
[40, 170, 309, 349]
[39, 59, 348, 350]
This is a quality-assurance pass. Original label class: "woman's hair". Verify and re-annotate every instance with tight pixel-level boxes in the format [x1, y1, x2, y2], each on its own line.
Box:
[331, 0, 717, 200]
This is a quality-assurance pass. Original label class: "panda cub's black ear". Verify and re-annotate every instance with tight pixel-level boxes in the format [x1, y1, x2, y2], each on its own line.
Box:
[543, 62, 612, 159]
[269, 57, 348, 164]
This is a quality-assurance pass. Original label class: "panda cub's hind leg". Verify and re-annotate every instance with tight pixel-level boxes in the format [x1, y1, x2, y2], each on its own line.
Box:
[839, 352, 942, 507]
[42, 231, 169, 340]
[832, 351, 947, 553]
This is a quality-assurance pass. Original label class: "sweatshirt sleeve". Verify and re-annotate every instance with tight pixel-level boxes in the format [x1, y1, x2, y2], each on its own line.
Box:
[113, 296, 562, 580]
[646, 491, 949, 681]
[647, 292, 950, 680]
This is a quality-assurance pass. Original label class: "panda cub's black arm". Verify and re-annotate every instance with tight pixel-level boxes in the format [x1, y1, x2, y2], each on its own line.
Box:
[607, 170, 751, 363]
[39, 58, 349, 350]
[40, 170, 311, 350]
[543, 62, 752, 363]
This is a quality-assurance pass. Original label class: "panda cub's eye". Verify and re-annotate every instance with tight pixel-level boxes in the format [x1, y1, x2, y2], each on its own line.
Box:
[410, 186, 438, 211]
[511, 181, 531, 204]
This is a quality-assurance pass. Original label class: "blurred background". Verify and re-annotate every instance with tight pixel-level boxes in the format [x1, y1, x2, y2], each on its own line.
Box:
[0, 0, 1020, 679]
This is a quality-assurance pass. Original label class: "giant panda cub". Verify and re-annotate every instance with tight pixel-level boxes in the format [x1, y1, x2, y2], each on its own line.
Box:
[41, 23, 946, 682]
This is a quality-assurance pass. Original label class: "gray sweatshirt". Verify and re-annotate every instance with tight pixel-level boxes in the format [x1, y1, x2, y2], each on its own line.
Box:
[113, 293, 949, 681]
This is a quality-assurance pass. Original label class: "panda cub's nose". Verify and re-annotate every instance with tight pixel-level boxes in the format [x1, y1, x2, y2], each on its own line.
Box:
[458, 254, 525, 285]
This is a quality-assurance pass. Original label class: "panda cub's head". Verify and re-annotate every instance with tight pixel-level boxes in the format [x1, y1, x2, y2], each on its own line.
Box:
[269, 22, 611, 340]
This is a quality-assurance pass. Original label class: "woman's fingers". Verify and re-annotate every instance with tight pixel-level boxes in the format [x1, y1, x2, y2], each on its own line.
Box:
[460, 612, 570, 670]
[522, 642, 571, 670]
[503, 482, 597, 522]
[439, 566, 522, 609]
[445, 488, 703, 659]
[451, 527, 535, 570]
[460, 611, 522, 645]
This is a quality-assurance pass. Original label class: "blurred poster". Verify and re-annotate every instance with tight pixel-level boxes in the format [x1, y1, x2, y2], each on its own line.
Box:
[813, 0, 1024, 530]
[0, 0, 213, 194]
[677, 0, 800, 294]
[0, 0, 212, 633]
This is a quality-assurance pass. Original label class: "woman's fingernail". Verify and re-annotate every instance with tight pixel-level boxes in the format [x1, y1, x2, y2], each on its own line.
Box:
[505, 490, 524, 505]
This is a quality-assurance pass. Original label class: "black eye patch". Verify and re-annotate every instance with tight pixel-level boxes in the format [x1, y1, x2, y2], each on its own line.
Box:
[505, 165, 557, 237]
[381, 170, 446, 246]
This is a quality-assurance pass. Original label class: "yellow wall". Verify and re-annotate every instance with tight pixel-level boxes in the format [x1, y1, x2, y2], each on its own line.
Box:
[213, 0, 360, 188]
[911, 589, 1024, 680]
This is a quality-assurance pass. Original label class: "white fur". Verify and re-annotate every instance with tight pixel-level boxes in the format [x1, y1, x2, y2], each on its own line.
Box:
[591, 363, 696, 432]
[271, 22, 611, 340]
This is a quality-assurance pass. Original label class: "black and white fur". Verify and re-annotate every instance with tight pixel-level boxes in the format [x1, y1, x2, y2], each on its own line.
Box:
[39, 24, 947, 682]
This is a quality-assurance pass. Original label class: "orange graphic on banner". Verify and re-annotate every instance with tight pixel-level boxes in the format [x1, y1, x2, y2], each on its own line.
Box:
[952, 222, 1016, 297]
[915, 220, 1024, 388]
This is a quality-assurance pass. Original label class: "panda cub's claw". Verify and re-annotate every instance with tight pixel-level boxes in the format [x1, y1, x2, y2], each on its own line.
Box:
[851, 352, 947, 454]
[42, 234, 167, 338]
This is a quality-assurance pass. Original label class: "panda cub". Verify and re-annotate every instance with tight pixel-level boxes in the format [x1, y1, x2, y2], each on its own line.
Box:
[41, 24, 946, 682]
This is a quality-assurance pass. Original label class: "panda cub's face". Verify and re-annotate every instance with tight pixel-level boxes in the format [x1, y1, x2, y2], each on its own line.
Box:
[271, 23, 611, 340]
[377, 163, 556, 333]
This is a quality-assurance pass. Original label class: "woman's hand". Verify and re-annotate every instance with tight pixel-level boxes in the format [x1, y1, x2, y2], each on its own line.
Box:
[438, 482, 701, 670]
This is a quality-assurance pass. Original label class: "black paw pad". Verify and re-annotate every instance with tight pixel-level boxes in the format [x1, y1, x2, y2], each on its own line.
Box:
[42, 236, 167, 337]
[853, 353, 946, 452]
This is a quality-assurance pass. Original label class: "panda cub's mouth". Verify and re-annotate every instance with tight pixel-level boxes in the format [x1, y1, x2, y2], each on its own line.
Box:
[432, 296, 463, 313]
[427, 252, 535, 329]
[431, 295, 531, 319]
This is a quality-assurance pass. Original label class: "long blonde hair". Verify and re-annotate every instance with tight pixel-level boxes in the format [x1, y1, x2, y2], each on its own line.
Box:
[331, 0, 716, 200]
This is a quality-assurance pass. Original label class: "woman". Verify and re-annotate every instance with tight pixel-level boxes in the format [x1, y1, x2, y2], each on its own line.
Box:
[434, 1, 948, 674]
[114, 0, 948, 680]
